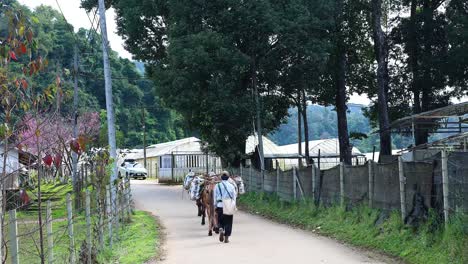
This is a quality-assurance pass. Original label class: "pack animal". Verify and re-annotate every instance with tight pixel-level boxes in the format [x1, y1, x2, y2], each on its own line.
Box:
[200, 174, 245, 236]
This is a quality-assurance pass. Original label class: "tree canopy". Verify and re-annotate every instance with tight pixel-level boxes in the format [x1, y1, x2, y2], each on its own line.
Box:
[84, 0, 468, 163]
[3, 1, 188, 149]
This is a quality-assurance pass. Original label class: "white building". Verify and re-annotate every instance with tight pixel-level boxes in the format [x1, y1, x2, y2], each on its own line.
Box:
[246, 136, 364, 170]
[120, 137, 222, 182]
[0, 145, 20, 190]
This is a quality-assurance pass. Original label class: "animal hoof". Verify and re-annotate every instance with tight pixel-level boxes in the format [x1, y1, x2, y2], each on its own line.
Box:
[208, 231, 212, 236]
[201, 221, 205, 226]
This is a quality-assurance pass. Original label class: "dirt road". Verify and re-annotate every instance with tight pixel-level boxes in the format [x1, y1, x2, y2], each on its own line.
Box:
[132, 180, 388, 264]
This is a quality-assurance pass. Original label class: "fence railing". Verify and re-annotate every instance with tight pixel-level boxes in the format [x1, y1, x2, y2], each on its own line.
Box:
[233, 150, 468, 227]
[1, 177, 132, 264]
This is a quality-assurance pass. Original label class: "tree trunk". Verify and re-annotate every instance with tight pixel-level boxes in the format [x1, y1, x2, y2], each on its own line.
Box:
[252, 59, 265, 174]
[336, 50, 352, 165]
[301, 89, 310, 164]
[297, 93, 302, 167]
[408, 0, 427, 146]
[420, 1, 435, 144]
[371, 0, 392, 156]
[334, 0, 351, 165]
[72, 45, 80, 209]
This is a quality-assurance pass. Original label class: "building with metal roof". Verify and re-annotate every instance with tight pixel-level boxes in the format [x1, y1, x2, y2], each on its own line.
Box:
[246, 136, 364, 170]
[119, 137, 221, 182]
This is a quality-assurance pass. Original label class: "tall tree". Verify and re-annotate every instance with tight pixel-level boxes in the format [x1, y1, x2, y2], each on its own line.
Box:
[319, 0, 374, 164]
[266, 0, 334, 162]
[371, 0, 392, 156]
[397, 0, 450, 145]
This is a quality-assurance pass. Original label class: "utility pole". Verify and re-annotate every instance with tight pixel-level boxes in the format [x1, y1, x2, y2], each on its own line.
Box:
[98, 0, 118, 189]
[142, 107, 147, 169]
[72, 45, 79, 208]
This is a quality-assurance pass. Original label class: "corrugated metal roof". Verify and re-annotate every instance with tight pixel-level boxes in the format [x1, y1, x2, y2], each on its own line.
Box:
[245, 136, 362, 157]
[278, 138, 362, 156]
[389, 101, 468, 129]
[122, 137, 203, 160]
[245, 134, 283, 155]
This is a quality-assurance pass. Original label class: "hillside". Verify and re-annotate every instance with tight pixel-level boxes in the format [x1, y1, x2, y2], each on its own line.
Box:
[269, 104, 413, 153]
[7, 3, 188, 148]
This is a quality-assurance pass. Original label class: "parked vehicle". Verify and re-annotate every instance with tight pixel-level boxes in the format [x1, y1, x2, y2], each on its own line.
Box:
[118, 159, 147, 180]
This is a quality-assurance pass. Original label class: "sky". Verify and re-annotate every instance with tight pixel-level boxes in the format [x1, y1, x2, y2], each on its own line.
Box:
[18, 0, 133, 60]
[17, 0, 371, 105]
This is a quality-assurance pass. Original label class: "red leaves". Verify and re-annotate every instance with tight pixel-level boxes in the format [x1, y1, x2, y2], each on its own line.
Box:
[53, 153, 62, 168]
[70, 138, 83, 155]
[77, 136, 87, 152]
[42, 154, 53, 167]
[9, 51, 17, 61]
[20, 43, 27, 54]
[21, 79, 28, 89]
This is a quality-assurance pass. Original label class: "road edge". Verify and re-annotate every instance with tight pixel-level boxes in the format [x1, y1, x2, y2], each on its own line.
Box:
[237, 204, 405, 264]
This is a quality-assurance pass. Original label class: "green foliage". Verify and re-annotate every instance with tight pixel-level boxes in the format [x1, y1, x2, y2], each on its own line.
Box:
[5, 2, 187, 149]
[239, 192, 468, 264]
[269, 104, 413, 152]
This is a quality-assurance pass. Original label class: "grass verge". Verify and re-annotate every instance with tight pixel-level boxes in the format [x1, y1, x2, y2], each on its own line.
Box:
[8, 183, 160, 264]
[98, 211, 161, 264]
[239, 192, 468, 264]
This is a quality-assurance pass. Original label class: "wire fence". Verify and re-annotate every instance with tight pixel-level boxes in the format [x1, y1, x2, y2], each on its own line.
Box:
[232, 150, 468, 228]
[0, 169, 133, 264]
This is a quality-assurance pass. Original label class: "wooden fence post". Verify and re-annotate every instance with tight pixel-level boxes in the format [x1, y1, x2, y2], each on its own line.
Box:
[368, 161, 374, 208]
[340, 162, 345, 207]
[47, 200, 53, 264]
[66, 193, 76, 264]
[296, 168, 306, 201]
[398, 156, 406, 222]
[85, 164, 89, 186]
[120, 184, 125, 224]
[106, 185, 113, 248]
[126, 177, 132, 219]
[114, 185, 120, 241]
[97, 190, 104, 250]
[293, 167, 297, 201]
[9, 210, 19, 264]
[276, 161, 280, 195]
[86, 190, 92, 264]
[441, 150, 449, 228]
[311, 162, 316, 201]
[249, 163, 252, 192]
[0, 190, 3, 263]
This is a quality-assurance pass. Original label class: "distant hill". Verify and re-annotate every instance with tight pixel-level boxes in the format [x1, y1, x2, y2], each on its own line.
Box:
[268, 104, 412, 153]
[134, 61, 145, 75]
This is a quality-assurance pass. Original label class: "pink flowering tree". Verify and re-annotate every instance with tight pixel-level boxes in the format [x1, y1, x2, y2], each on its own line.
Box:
[19, 112, 101, 176]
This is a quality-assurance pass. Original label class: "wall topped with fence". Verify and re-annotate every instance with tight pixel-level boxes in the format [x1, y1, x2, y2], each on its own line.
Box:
[233, 150, 468, 226]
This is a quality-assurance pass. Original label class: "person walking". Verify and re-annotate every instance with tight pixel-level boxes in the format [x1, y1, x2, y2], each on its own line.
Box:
[214, 171, 237, 243]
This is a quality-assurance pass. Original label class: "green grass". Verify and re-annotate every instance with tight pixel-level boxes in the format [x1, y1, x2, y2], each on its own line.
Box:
[8, 183, 160, 264]
[97, 211, 161, 264]
[16, 182, 73, 220]
[239, 192, 468, 264]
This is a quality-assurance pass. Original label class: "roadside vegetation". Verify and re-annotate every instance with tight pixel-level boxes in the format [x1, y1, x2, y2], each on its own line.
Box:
[239, 192, 468, 264]
[97, 211, 161, 264]
[11, 183, 160, 264]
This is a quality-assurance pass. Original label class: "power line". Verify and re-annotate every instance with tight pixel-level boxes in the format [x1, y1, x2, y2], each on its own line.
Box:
[54, 0, 80, 45]
[79, 71, 151, 81]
